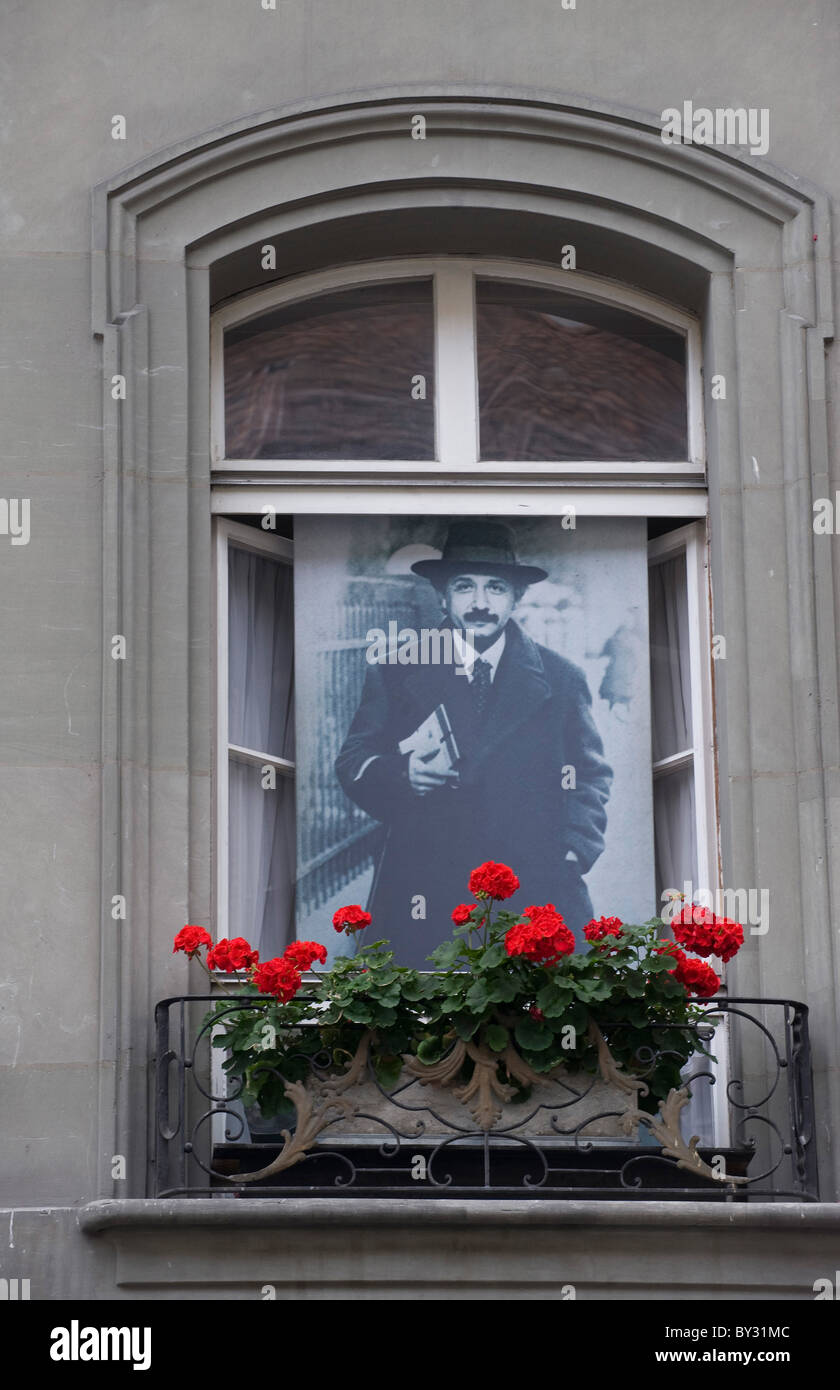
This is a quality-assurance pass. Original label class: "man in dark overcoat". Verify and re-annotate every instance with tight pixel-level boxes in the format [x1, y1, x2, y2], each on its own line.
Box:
[335, 521, 613, 968]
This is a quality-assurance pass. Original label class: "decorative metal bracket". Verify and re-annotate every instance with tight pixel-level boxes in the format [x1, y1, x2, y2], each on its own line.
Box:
[233, 1031, 374, 1183]
[635, 1087, 749, 1186]
[227, 1020, 747, 1185]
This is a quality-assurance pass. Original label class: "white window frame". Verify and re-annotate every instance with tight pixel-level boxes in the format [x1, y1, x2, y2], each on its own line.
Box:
[212, 517, 294, 1146]
[648, 521, 729, 1145]
[648, 522, 718, 895]
[210, 257, 706, 513]
[213, 516, 294, 945]
[211, 257, 726, 1146]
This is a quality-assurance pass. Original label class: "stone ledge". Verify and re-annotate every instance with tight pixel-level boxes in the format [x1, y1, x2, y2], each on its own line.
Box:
[2, 1202, 837, 1298]
[78, 1197, 840, 1235]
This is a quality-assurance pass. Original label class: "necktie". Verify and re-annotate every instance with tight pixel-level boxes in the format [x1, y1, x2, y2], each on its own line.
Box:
[471, 656, 492, 718]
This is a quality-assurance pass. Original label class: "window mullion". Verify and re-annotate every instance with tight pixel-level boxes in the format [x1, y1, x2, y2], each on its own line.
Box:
[652, 749, 694, 776]
[228, 743, 295, 776]
[434, 263, 478, 466]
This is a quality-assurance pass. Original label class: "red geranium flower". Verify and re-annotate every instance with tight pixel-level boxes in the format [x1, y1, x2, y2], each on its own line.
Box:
[671, 904, 717, 956]
[655, 941, 720, 998]
[468, 861, 520, 901]
[673, 955, 721, 998]
[284, 940, 328, 971]
[672, 905, 744, 962]
[505, 903, 575, 965]
[206, 937, 259, 973]
[528, 1006, 545, 1022]
[583, 915, 624, 945]
[173, 925, 212, 958]
[451, 903, 475, 926]
[332, 904, 372, 935]
[253, 957, 302, 1003]
[711, 917, 744, 963]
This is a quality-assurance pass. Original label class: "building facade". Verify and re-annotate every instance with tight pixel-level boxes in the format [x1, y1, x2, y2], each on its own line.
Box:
[2, 0, 840, 1298]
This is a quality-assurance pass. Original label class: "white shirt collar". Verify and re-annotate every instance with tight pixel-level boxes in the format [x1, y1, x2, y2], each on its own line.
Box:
[453, 628, 507, 681]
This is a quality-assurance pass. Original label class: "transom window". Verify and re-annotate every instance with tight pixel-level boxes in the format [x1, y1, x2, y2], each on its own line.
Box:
[223, 279, 436, 460]
[211, 259, 704, 484]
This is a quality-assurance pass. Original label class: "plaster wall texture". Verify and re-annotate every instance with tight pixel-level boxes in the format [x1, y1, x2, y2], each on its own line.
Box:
[0, 0, 838, 1295]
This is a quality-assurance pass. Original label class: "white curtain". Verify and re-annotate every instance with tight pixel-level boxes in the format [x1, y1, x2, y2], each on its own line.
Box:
[227, 546, 296, 959]
[650, 556, 697, 900]
[228, 546, 295, 758]
[650, 555, 691, 762]
[654, 767, 697, 907]
[649, 551, 714, 1145]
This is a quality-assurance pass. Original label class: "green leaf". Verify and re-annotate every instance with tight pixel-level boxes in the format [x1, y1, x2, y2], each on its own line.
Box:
[342, 1000, 373, 1024]
[370, 1006, 398, 1028]
[373, 1054, 404, 1089]
[476, 942, 507, 971]
[429, 940, 462, 969]
[620, 1003, 652, 1029]
[524, 1047, 568, 1073]
[535, 983, 573, 1018]
[371, 988, 402, 1008]
[416, 1035, 444, 1064]
[453, 1011, 482, 1041]
[647, 954, 675, 973]
[484, 1024, 509, 1052]
[514, 1018, 554, 1051]
[401, 976, 438, 1002]
[573, 978, 596, 1003]
[485, 976, 518, 1003]
[564, 1002, 589, 1033]
[465, 979, 490, 1010]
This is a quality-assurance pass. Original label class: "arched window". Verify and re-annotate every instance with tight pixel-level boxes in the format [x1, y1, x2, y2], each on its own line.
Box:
[213, 267, 711, 924]
[92, 90, 833, 1210]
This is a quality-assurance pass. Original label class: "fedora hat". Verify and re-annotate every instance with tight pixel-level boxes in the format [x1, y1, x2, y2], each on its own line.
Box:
[410, 521, 548, 587]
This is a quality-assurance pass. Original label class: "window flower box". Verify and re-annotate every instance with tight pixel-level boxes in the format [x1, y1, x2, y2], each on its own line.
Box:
[160, 862, 796, 1197]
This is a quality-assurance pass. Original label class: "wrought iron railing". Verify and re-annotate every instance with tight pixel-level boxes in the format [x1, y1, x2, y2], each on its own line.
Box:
[154, 995, 818, 1200]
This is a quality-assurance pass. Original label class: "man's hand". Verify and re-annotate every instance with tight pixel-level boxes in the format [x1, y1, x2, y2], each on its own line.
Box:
[408, 749, 460, 795]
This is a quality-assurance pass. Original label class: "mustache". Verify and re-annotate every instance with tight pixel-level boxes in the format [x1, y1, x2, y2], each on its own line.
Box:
[462, 610, 498, 623]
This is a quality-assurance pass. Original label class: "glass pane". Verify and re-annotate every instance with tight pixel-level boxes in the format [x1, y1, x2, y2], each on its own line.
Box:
[229, 759, 296, 958]
[224, 280, 435, 459]
[654, 764, 697, 905]
[477, 280, 687, 461]
[228, 546, 295, 761]
[654, 762, 715, 1146]
[649, 553, 691, 761]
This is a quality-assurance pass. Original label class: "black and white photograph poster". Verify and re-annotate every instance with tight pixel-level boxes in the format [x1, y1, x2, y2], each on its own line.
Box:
[295, 515, 654, 966]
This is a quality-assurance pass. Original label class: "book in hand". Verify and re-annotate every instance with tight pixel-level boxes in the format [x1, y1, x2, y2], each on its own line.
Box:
[398, 703, 460, 774]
